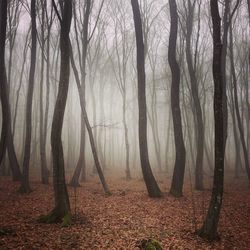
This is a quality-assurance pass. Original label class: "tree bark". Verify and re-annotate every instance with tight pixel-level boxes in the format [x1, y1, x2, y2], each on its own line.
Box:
[39, 0, 49, 184]
[131, 0, 162, 198]
[0, 0, 9, 166]
[198, 0, 225, 240]
[19, 0, 37, 193]
[39, 0, 72, 224]
[0, 0, 22, 181]
[168, 0, 186, 197]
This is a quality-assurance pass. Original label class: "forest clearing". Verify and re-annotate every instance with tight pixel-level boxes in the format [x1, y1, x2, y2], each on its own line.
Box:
[0, 174, 250, 249]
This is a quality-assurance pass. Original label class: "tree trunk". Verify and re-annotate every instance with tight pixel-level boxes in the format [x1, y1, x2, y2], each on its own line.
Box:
[70, 44, 110, 195]
[39, 0, 72, 225]
[69, 0, 90, 186]
[229, 23, 250, 182]
[185, 0, 204, 190]
[43, 2, 52, 183]
[39, 0, 49, 184]
[168, 0, 186, 197]
[19, 0, 37, 193]
[0, 0, 9, 166]
[69, 114, 86, 186]
[131, 0, 162, 198]
[198, 0, 225, 240]
[122, 94, 131, 180]
[0, 0, 22, 181]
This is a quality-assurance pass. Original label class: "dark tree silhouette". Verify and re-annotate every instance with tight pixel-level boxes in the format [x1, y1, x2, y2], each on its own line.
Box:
[0, 0, 9, 166]
[39, 0, 72, 225]
[0, 0, 22, 180]
[131, 0, 162, 198]
[198, 0, 225, 240]
[39, 0, 49, 184]
[168, 0, 186, 197]
[19, 0, 37, 193]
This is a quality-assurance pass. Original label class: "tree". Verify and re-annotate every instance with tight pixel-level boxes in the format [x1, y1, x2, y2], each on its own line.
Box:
[39, 0, 49, 184]
[0, 0, 22, 181]
[39, 0, 72, 225]
[184, 0, 204, 190]
[69, 0, 90, 186]
[131, 0, 162, 198]
[198, 0, 225, 240]
[198, 0, 241, 240]
[168, 0, 186, 197]
[4, 1, 22, 181]
[229, 20, 250, 182]
[0, 0, 9, 166]
[19, 0, 37, 193]
[107, 2, 133, 179]
[70, 42, 111, 195]
[69, 0, 110, 194]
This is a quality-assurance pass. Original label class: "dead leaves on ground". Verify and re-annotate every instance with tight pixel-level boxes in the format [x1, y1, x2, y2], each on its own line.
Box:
[0, 177, 250, 249]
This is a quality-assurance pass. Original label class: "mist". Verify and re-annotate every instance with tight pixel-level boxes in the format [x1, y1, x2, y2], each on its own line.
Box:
[0, 0, 250, 249]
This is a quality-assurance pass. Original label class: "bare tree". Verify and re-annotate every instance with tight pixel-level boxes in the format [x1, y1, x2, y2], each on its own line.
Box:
[168, 0, 186, 197]
[0, 0, 9, 166]
[38, 0, 49, 184]
[131, 0, 162, 198]
[107, 2, 133, 179]
[69, 0, 110, 194]
[229, 20, 250, 182]
[198, 0, 226, 240]
[39, 0, 72, 225]
[184, 0, 204, 190]
[68, 0, 90, 186]
[19, 0, 37, 193]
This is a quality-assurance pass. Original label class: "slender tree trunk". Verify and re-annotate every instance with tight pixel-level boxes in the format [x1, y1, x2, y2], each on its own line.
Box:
[69, 114, 86, 186]
[12, 29, 30, 138]
[229, 23, 250, 182]
[198, 0, 225, 240]
[39, 0, 72, 225]
[122, 93, 131, 180]
[229, 78, 242, 178]
[131, 0, 162, 198]
[43, 7, 51, 182]
[70, 44, 110, 195]
[70, 0, 90, 186]
[19, 0, 37, 193]
[2, 4, 23, 181]
[0, 0, 9, 166]
[185, 0, 204, 190]
[39, 0, 49, 184]
[168, 0, 186, 197]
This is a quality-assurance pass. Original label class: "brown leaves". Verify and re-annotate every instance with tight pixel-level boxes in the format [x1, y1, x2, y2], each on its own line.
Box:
[0, 177, 250, 249]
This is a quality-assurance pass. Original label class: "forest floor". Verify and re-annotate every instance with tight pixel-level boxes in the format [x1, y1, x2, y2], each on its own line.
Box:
[0, 175, 249, 249]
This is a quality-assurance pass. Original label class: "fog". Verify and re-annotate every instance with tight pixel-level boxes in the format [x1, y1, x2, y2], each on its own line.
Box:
[1, 0, 249, 183]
